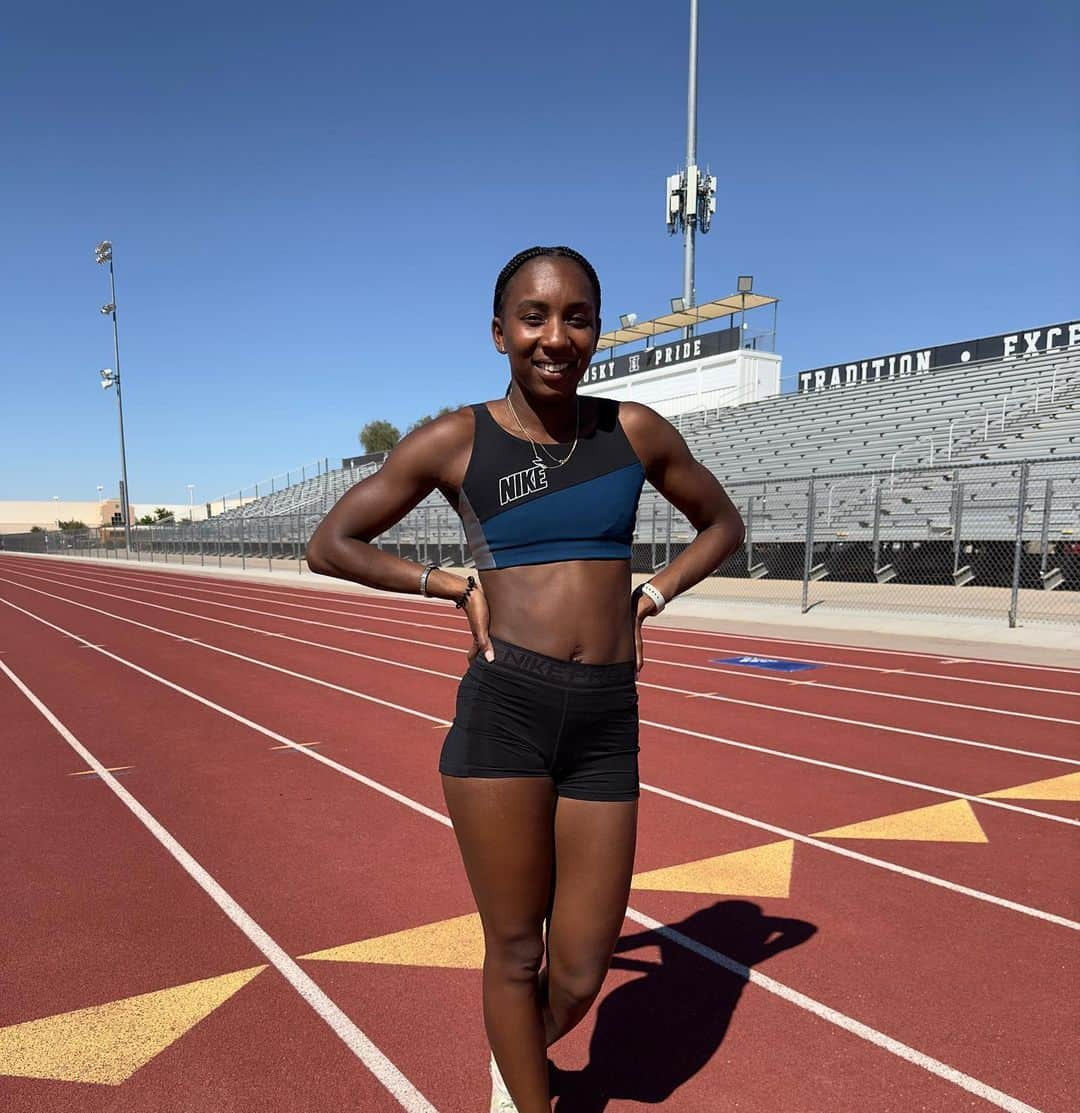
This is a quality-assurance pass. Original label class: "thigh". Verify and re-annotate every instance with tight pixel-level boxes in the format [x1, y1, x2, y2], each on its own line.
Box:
[442, 775, 557, 941]
[548, 797, 638, 968]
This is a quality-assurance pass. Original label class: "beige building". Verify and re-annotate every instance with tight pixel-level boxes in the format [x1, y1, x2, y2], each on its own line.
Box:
[0, 499, 209, 535]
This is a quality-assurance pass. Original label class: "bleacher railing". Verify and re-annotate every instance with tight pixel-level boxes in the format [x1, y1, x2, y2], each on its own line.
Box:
[5, 453, 1078, 628]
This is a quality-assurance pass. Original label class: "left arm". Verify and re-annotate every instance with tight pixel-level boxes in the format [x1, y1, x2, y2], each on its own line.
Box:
[621, 402, 745, 669]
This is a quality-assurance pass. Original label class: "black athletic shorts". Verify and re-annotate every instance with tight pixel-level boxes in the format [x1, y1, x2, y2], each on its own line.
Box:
[439, 636, 639, 802]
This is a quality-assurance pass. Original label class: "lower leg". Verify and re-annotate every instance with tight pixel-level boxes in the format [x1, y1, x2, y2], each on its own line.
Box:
[484, 944, 550, 1111]
[442, 776, 556, 1112]
[542, 797, 638, 1048]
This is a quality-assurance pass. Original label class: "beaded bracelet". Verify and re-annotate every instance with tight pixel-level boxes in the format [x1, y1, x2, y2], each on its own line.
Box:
[454, 575, 477, 610]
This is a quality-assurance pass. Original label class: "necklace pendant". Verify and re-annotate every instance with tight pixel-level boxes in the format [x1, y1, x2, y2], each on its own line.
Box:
[531, 456, 546, 469]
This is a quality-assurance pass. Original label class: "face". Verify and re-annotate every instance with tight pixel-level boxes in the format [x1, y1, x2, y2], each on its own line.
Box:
[492, 256, 600, 399]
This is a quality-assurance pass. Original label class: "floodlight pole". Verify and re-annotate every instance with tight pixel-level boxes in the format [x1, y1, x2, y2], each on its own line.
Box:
[683, 0, 699, 312]
[97, 241, 132, 553]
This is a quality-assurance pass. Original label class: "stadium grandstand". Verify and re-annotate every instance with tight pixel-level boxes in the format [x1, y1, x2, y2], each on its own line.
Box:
[5, 315, 1078, 625]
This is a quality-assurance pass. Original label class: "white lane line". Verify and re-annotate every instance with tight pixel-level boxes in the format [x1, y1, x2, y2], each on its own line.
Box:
[2, 575, 1075, 827]
[7, 554, 1078, 678]
[639, 780, 1078, 932]
[637, 679, 1080, 768]
[641, 636, 1077, 694]
[1, 590, 1073, 932]
[31, 561, 1080, 704]
[623, 907, 1042, 1113]
[0, 658, 438, 1113]
[5, 569, 1074, 769]
[0, 608, 1051, 1112]
[0, 577, 453, 725]
[638, 714, 1079, 829]
[642, 650, 1080, 725]
[0, 601, 449, 828]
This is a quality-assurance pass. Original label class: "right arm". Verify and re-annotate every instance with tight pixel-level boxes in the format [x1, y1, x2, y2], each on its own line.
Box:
[307, 410, 481, 619]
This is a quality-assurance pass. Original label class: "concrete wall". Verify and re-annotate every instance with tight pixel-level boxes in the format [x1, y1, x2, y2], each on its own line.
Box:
[0, 499, 209, 534]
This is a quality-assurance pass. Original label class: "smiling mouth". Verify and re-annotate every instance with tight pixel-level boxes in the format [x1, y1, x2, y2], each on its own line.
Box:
[535, 361, 573, 374]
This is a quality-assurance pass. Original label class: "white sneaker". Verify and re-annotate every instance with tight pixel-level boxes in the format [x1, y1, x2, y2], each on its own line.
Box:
[489, 1053, 519, 1113]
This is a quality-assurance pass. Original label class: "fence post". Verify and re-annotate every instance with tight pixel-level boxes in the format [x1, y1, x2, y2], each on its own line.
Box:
[745, 495, 754, 572]
[664, 500, 673, 567]
[650, 501, 658, 569]
[239, 512, 246, 571]
[1008, 461, 1029, 628]
[267, 515, 273, 572]
[801, 478, 816, 613]
[871, 483, 882, 570]
[1037, 479, 1053, 578]
[297, 505, 303, 573]
[951, 481, 963, 573]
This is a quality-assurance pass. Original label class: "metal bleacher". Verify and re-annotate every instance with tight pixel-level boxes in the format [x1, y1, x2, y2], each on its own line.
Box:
[218, 346, 1077, 557]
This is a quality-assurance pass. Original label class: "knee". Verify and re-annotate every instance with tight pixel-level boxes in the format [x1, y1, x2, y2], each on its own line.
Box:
[484, 927, 546, 985]
[548, 950, 610, 1009]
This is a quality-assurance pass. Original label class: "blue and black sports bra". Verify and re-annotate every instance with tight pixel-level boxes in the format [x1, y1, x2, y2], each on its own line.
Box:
[455, 399, 646, 571]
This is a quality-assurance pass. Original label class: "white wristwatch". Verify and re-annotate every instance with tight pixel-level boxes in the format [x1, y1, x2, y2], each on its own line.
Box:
[634, 581, 667, 615]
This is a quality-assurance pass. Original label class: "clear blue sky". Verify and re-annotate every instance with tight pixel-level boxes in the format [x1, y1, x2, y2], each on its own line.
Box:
[2, 0, 1077, 505]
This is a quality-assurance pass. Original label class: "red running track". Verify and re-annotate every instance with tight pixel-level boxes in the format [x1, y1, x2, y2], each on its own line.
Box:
[1, 553, 1077, 1112]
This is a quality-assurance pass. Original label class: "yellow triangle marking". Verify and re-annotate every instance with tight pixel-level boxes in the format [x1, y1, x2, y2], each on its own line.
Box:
[67, 766, 134, 777]
[0, 966, 266, 1085]
[981, 771, 1080, 801]
[814, 799, 988, 843]
[632, 840, 794, 897]
[300, 912, 485, 968]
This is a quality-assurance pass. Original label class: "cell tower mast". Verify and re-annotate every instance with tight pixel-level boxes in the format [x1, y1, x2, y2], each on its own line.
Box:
[666, 0, 717, 315]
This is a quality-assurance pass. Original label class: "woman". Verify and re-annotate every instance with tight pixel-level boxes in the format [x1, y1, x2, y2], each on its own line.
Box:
[307, 246, 744, 1112]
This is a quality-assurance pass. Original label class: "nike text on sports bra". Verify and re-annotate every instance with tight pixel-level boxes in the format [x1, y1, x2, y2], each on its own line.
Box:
[455, 400, 646, 571]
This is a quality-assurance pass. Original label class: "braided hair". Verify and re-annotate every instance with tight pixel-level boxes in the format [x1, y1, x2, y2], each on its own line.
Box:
[493, 246, 602, 318]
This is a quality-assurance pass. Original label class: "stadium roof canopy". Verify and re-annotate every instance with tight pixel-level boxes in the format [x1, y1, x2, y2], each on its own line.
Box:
[596, 292, 777, 350]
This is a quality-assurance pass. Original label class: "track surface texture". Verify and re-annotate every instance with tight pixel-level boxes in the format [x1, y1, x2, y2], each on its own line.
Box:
[1, 553, 1077, 1113]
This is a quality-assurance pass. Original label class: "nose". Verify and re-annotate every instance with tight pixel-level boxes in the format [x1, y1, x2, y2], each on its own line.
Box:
[541, 316, 572, 353]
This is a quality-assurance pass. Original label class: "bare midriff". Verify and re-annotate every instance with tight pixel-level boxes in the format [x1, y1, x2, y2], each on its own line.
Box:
[479, 559, 635, 664]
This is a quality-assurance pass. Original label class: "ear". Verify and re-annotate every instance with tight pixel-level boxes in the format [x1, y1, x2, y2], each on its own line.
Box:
[491, 315, 506, 354]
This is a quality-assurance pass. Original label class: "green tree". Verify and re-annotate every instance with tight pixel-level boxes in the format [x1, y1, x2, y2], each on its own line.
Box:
[407, 404, 461, 434]
[153, 507, 174, 521]
[30, 525, 43, 533]
[138, 514, 156, 525]
[359, 420, 401, 453]
[58, 520, 87, 531]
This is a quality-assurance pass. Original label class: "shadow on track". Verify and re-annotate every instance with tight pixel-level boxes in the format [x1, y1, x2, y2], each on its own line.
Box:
[552, 900, 817, 1111]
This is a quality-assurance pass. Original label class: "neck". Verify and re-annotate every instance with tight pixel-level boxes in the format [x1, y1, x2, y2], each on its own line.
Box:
[506, 383, 579, 440]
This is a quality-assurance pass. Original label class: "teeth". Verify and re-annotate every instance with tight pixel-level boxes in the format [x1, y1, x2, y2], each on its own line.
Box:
[538, 362, 570, 373]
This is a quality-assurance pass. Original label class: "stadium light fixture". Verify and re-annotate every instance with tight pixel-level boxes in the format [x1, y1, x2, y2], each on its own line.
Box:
[94, 237, 132, 554]
[737, 275, 754, 294]
[619, 312, 637, 329]
[670, 296, 686, 313]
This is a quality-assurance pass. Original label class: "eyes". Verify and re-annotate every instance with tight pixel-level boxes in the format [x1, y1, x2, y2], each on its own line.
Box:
[520, 313, 594, 330]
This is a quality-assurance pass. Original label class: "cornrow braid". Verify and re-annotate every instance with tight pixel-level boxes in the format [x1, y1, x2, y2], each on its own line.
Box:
[493, 245, 602, 318]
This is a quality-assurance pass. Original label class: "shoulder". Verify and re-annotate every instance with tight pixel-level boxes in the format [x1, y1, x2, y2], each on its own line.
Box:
[384, 405, 475, 485]
[615, 401, 686, 472]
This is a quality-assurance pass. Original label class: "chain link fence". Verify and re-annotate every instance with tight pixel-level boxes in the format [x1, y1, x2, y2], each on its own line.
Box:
[4, 455, 1078, 628]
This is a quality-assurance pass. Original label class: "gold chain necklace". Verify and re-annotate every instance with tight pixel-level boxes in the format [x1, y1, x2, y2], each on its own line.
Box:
[504, 390, 580, 469]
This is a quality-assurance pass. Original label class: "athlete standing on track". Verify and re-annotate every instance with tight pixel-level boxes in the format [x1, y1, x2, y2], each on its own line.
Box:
[307, 246, 744, 1112]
